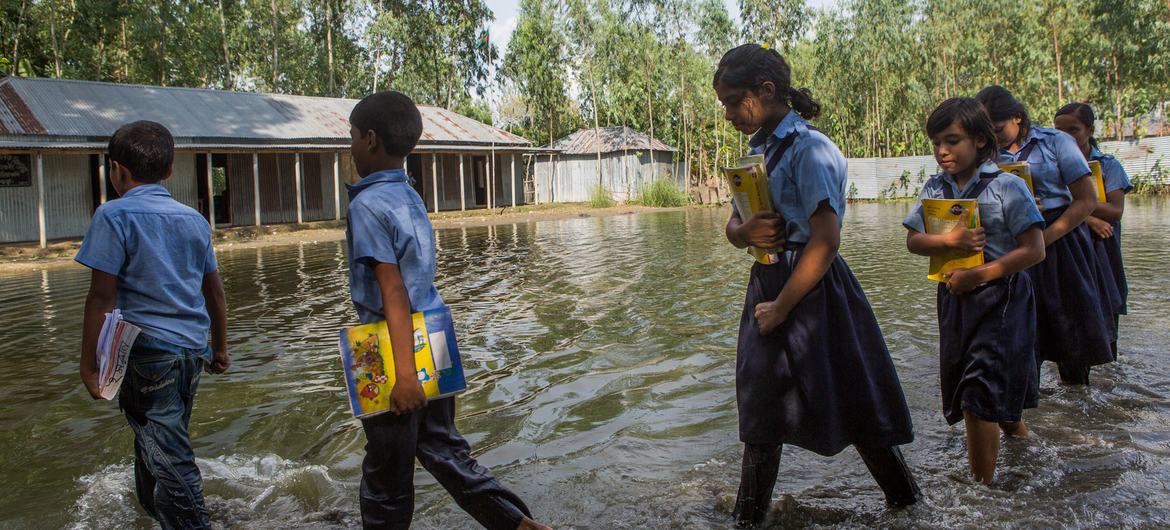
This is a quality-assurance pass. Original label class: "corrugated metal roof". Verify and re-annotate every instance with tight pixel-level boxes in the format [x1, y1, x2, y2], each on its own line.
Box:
[548, 126, 676, 155]
[0, 76, 530, 147]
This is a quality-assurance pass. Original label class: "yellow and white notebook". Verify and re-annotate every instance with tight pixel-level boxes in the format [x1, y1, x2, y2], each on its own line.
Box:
[723, 154, 780, 265]
[1088, 160, 1107, 203]
[922, 199, 984, 282]
[997, 161, 1033, 194]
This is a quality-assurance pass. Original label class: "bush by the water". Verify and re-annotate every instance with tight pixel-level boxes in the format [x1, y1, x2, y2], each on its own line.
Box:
[632, 179, 689, 207]
[589, 185, 617, 208]
[1132, 160, 1170, 195]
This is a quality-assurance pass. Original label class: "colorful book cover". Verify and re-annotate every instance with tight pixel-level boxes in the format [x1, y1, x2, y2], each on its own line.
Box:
[921, 198, 984, 282]
[723, 154, 781, 265]
[338, 306, 467, 418]
[1088, 160, 1107, 204]
[998, 161, 1033, 194]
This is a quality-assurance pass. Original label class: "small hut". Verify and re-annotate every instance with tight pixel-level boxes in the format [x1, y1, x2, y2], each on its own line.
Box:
[533, 126, 683, 203]
[0, 76, 547, 246]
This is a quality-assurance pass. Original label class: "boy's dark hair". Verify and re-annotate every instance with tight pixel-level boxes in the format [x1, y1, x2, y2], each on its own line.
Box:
[1056, 102, 1099, 148]
[713, 44, 821, 120]
[349, 91, 423, 157]
[107, 120, 174, 183]
[974, 85, 1030, 145]
[927, 98, 999, 163]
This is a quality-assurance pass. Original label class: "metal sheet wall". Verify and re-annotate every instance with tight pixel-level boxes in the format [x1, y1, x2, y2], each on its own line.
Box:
[534, 151, 683, 203]
[163, 152, 199, 209]
[226, 154, 257, 226]
[0, 154, 93, 243]
[0, 155, 39, 242]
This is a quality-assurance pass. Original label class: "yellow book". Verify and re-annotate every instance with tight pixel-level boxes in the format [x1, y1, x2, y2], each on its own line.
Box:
[922, 198, 984, 282]
[723, 154, 780, 265]
[1088, 160, 1107, 203]
[338, 306, 466, 418]
[998, 161, 1033, 194]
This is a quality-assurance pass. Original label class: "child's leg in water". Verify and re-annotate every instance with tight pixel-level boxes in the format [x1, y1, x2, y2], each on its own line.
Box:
[855, 445, 920, 507]
[964, 412, 1001, 485]
[734, 444, 782, 527]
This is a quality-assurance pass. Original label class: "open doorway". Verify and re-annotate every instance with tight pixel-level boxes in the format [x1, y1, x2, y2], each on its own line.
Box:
[196, 154, 230, 226]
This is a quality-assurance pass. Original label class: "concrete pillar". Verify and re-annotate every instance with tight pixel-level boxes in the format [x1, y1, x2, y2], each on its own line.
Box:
[294, 152, 303, 224]
[98, 153, 107, 204]
[510, 154, 516, 207]
[36, 153, 46, 248]
[333, 152, 341, 220]
[205, 153, 215, 230]
[459, 154, 466, 212]
[252, 153, 261, 226]
[431, 153, 440, 213]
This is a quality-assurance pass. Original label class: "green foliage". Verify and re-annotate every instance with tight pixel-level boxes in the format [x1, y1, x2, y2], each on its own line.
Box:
[1131, 158, 1170, 195]
[632, 178, 689, 207]
[589, 184, 616, 207]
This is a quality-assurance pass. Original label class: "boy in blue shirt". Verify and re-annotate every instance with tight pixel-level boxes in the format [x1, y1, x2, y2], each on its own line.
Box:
[77, 120, 229, 530]
[344, 91, 550, 530]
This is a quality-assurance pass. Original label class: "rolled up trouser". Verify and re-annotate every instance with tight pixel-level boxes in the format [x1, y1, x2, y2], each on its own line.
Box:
[733, 444, 782, 528]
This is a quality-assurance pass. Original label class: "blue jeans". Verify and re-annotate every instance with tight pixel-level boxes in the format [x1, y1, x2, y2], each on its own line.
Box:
[360, 397, 532, 530]
[118, 334, 212, 530]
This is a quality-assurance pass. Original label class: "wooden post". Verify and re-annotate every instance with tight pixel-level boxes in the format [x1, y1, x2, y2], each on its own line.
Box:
[333, 152, 341, 220]
[36, 153, 46, 248]
[458, 154, 466, 211]
[98, 153, 107, 204]
[205, 153, 215, 230]
[488, 148, 495, 210]
[294, 152, 303, 224]
[431, 153, 439, 213]
[510, 154, 516, 207]
[252, 153, 261, 226]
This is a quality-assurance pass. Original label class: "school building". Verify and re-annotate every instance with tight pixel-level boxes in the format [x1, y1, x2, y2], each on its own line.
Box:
[0, 76, 548, 247]
[533, 126, 684, 203]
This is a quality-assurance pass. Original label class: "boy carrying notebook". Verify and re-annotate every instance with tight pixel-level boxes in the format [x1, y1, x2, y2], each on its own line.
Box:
[344, 91, 550, 530]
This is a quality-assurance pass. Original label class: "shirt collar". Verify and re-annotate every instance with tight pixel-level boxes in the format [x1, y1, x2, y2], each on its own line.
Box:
[749, 110, 803, 149]
[1002, 126, 1043, 157]
[347, 168, 408, 200]
[120, 183, 171, 199]
[1089, 145, 1105, 160]
[939, 160, 1001, 195]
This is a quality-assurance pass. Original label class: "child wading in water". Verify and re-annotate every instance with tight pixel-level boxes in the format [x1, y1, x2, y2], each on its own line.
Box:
[1054, 103, 1132, 355]
[713, 44, 920, 527]
[904, 98, 1046, 484]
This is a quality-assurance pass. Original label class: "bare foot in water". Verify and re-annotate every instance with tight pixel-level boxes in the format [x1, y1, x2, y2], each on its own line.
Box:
[517, 516, 553, 530]
[999, 420, 1030, 438]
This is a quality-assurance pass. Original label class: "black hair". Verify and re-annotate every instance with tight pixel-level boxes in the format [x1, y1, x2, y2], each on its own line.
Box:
[349, 91, 423, 157]
[974, 85, 1031, 145]
[1055, 102, 1099, 148]
[712, 44, 821, 120]
[107, 120, 174, 183]
[926, 98, 998, 163]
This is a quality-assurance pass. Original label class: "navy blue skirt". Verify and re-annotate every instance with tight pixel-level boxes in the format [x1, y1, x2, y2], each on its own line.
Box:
[937, 273, 1038, 425]
[1096, 223, 1128, 315]
[1028, 208, 1115, 367]
[736, 250, 914, 456]
[1093, 233, 1124, 316]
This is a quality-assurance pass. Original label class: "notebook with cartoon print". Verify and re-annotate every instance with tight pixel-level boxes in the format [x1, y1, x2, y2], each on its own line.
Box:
[921, 198, 985, 282]
[997, 161, 1033, 194]
[338, 306, 467, 418]
[723, 154, 781, 265]
[1088, 160, 1107, 204]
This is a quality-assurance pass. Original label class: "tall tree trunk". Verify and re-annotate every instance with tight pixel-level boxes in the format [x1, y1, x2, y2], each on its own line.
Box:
[121, 18, 129, 81]
[1052, 22, 1063, 104]
[49, 12, 62, 77]
[218, 0, 233, 89]
[10, 0, 28, 75]
[1113, 54, 1123, 140]
[271, 0, 280, 90]
[326, 0, 336, 95]
[158, 0, 168, 86]
[589, 62, 602, 186]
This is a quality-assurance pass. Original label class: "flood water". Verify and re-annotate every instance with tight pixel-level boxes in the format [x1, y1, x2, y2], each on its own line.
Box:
[2, 200, 1169, 529]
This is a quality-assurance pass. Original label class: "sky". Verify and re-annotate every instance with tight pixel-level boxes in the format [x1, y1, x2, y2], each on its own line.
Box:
[484, 0, 841, 55]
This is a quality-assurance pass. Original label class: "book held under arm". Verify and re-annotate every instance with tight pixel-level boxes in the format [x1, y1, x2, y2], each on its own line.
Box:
[338, 306, 467, 419]
[96, 309, 141, 400]
[1088, 160, 1107, 204]
[997, 161, 1033, 194]
[723, 154, 781, 265]
[921, 198, 985, 282]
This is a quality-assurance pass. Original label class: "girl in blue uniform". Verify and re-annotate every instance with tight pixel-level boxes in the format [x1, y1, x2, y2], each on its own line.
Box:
[713, 44, 919, 527]
[904, 98, 1046, 484]
[975, 86, 1114, 385]
[1054, 103, 1132, 354]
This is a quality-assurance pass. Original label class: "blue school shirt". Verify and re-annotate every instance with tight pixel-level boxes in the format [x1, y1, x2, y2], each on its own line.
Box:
[1089, 147, 1133, 194]
[997, 126, 1091, 211]
[903, 161, 1044, 262]
[346, 168, 444, 324]
[75, 184, 217, 351]
[747, 110, 847, 244]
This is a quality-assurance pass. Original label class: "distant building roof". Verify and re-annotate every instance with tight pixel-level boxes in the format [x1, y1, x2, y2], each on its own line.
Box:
[0, 76, 530, 148]
[548, 126, 676, 155]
